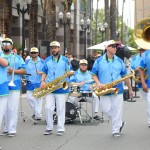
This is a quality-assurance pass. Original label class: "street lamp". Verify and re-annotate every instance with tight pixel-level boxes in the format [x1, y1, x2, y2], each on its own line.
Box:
[99, 22, 108, 42]
[16, 0, 31, 59]
[58, 11, 71, 55]
[80, 18, 91, 59]
[116, 29, 121, 40]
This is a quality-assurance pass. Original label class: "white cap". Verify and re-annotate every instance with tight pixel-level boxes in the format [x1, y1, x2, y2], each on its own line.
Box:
[2, 38, 13, 45]
[30, 47, 39, 52]
[50, 41, 60, 47]
[79, 59, 88, 64]
[105, 40, 117, 48]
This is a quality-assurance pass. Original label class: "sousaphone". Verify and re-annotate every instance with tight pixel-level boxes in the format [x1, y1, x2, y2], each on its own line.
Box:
[134, 17, 150, 49]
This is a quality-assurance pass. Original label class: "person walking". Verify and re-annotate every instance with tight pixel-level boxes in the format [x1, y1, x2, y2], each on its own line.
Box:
[1, 38, 26, 137]
[41, 41, 70, 136]
[0, 55, 9, 149]
[91, 40, 133, 137]
[26, 47, 44, 120]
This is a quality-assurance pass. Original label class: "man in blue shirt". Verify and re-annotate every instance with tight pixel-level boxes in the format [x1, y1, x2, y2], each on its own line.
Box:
[0, 56, 9, 149]
[69, 59, 100, 120]
[26, 47, 44, 120]
[91, 40, 133, 137]
[41, 41, 70, 136]
[0, 38, 26, 137]
[139, 48, 150, 127]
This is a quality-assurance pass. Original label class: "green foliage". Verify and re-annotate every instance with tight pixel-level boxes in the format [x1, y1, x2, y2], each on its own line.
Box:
[13, 43, 22, 54]
[92, 9, 105, 44]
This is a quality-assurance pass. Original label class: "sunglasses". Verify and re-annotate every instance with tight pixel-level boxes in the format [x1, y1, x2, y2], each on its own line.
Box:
[31, 52, 38, 54]
[3, 43, 11, 46]
[108, 44, 116, 48]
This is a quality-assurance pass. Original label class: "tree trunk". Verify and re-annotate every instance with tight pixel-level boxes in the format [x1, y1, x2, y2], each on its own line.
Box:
[0, 0, 12, 37]
[110, 0, 117, 40]
[46, 0, 56, 42]
[73, 0, 77, 55]
[104, 0, 109, 40]
[29, 0, 38, 48]
[42, 0, 47, 40]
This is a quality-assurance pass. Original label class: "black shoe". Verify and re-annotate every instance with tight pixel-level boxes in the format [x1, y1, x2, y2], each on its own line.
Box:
[120, 121, 125, 133]
[32, 114, 35, 118]
[93, 115, 101, 120]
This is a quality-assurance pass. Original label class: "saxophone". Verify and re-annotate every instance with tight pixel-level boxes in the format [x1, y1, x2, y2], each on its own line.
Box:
[94, 73, 134, 96]
[132, 68, 148, 83]
[33, 71, 74, 99]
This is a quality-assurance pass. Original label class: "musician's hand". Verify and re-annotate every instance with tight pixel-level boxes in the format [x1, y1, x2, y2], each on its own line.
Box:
[142, 83, 148, 92]
[36, 71, 43, 75]
[97, 83, 105, 90]
[79, 81, 85, 86]
[40, 81, 47, 89]
[129, 89, 134, 98]
[7, 68, 13, 74]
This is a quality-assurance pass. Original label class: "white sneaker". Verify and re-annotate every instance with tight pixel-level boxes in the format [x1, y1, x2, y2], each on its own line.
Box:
[43, 130, 52, 135]
[0, 146, 2, 150]
[57, 131, 64, 136]
[113, 133, 121, 137]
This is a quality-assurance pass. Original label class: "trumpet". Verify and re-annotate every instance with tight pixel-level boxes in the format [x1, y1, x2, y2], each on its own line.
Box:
[8, 53, 16, 87]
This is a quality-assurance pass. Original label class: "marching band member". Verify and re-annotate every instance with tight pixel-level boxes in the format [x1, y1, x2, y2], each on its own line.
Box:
[0, 38, 26, 137]
[139, 48, 150, 127]
[41, 41, 69, 136]
[91, 40, 133, 137]
[69, 59, 101, 120]
[0, 56, 9, 149]
[26, 47, 44, 120]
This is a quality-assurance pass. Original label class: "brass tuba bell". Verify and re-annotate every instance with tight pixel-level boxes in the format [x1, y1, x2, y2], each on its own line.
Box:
[133, 17, 150, 49]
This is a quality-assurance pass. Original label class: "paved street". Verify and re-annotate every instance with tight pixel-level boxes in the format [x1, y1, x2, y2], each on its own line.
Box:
[0, 91, 150, 150]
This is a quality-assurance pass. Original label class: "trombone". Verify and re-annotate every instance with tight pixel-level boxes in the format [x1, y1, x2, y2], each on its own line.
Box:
[8, 53, 16, 86]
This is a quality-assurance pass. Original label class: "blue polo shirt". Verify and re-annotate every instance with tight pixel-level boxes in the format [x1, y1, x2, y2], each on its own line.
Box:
[0, 55, 9, 96]
[42, 55, 69, 94]
[139, 50, 150, 88]
[91, 54, 127, 95]
[0, 52, 25, 91]
[26, 57, 44, 91]
[70, 69, 94, 91]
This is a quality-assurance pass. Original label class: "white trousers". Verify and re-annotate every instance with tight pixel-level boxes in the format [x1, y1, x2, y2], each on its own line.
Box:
[68, 92, 100, 114]
[45, 94, 68, 132]
[139, 89, 150, 124]
[27, 91, 43, 118]
[4, 91, 20, 133]
[100, 94, 123, 134]
[0, 96, 8, 130]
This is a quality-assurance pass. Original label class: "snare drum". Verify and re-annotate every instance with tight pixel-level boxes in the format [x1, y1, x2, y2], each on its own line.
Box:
[80, 91, 93, 97]
[70, 85, 81, 97]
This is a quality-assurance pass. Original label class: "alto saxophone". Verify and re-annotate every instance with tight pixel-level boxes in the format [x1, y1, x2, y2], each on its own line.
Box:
[33, 71, 74, 99]
[94, 72, 134, 96]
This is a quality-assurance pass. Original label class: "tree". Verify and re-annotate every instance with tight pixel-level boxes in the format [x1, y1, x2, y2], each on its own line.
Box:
[46, 0, 56, 41]
[29, 0, 38, 48]
[92, 9, 105, 44]
[0, 0, 12, 37]
[110, 0, 117, 40]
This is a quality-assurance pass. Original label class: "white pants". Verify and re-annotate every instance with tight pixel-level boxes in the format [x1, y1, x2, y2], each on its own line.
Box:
[27, 91, 42, 118]
[45, 93, 68, 132]
[68, 92, 100, 114]
[0, 96, 8, 130]
[139, 89, 150, 124]
[100, 94, 123, 134]
[4, 91, 20, 133]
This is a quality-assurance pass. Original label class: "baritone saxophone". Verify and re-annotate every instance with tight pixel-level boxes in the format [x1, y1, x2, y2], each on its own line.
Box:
[94, 71, 135, 96]
[33, 71, 74, 99]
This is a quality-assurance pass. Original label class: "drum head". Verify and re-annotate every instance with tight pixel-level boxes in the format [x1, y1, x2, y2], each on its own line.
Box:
[65, 102, 77, 120]
[70, 92, 81, 97]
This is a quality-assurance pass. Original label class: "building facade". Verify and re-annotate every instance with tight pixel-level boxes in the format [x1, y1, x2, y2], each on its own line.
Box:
[1, 0, 93, 59]
[135, 0, 150, 24]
